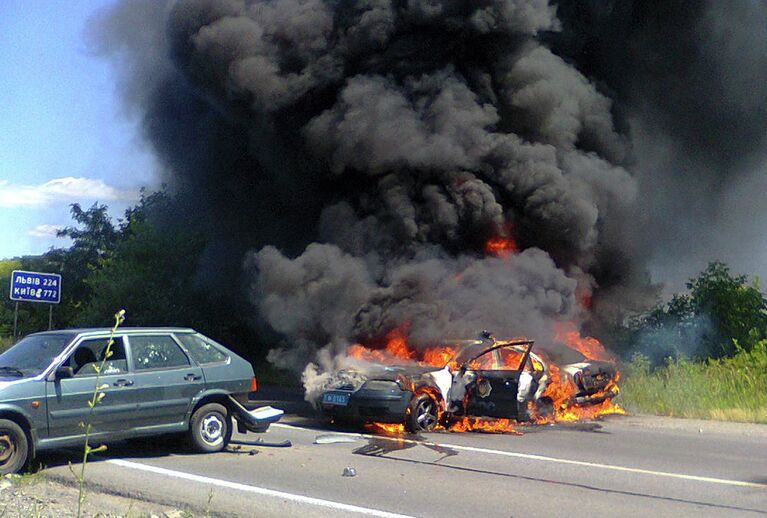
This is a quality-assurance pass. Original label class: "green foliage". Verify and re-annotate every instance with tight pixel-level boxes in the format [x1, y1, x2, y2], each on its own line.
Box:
[622, 262, 767, 361]
[73, 191, 228, 332]
[0, 189, 252, 357]
[621, 340, 767, 423]
[74, 309, 125, 518]
[686, 262, 767, 357]
[0, 336, 11, 353]
[0, 259, 21, 278]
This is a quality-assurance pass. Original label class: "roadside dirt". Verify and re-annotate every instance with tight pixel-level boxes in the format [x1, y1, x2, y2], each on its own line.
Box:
[0, 474, 197, 518]
[608, 413, 767, 437]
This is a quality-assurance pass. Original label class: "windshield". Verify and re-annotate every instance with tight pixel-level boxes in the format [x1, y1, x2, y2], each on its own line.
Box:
[0, 334, 75, 377]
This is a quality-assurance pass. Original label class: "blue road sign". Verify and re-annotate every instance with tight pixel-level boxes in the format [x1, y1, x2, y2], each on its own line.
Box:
[10, 270, 61, 304]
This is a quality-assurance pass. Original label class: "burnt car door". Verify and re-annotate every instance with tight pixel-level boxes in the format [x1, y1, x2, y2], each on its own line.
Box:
[459, 341, 535, 420]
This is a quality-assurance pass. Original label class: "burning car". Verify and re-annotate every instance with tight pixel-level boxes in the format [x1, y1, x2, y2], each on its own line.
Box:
[318, 332, 620, 433]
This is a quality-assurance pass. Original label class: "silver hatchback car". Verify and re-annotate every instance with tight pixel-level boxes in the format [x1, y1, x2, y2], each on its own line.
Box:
[0, 328, 282, 474]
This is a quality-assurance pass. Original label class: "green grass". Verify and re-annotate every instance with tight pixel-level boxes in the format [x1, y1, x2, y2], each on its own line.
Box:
[0, 335, 12, 354]
[620, 340, 767, 423]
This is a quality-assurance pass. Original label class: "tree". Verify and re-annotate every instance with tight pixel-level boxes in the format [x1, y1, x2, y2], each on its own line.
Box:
[686, 262, 767, 357]
[625, 262, 767, 361]
[1, 189, 259, 360]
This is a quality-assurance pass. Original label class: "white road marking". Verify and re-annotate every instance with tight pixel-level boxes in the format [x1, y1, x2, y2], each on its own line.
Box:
[107, 458, 416, 518]
[273, 423, 767, 489]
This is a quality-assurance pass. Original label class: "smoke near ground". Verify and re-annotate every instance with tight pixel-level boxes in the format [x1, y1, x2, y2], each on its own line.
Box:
[91, 1, 767, 382]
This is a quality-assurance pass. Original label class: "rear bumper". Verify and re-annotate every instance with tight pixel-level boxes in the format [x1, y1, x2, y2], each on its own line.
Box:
[320, 389, 413, 423]
[226, 396, 283, 433]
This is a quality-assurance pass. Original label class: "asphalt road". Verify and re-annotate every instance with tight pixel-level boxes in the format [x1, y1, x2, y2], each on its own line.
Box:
[40, 390, 767, 518]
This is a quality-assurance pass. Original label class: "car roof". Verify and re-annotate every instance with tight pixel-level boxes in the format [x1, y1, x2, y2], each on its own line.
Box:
[29, 327, 198, 337]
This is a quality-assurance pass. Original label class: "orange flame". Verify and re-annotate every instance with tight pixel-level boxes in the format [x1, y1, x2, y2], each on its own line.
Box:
[364, 422, 406, 435]
[534, 363, 624, 423]
[384, 326, 414, 361]
[484, 236, 518, 258]
[554, 321, 612, 362]
[448, 417, 522, 434]
[347, 326, 457, 368]
[346, 323, 624, 436]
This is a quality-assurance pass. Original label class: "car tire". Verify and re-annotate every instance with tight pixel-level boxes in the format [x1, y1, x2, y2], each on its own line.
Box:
[406, 393, 439, 433]
[535, 396, 555, 419]
[189, 403, 232, 453]
[0, 419, 28, 475]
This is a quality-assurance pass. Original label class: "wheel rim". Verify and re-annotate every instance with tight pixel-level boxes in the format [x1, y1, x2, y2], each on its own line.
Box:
[0, 432, 16, 465]
[415, 399, 437, 430]
[200, 414, 225, 446]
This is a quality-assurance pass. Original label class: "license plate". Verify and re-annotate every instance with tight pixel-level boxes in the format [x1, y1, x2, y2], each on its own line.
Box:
[322, 392, 350, 406]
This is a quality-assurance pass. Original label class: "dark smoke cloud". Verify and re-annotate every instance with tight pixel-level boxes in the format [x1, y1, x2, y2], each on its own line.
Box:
[549, 0, 767, 290]
[97, 0, 767, 380]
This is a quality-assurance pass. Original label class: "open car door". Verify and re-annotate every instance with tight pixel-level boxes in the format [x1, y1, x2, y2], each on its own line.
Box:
[449, 339, 535, 420]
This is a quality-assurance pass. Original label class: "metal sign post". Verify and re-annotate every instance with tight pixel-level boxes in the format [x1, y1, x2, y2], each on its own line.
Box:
[9, 270, 62, 341]
[13, 302, 18, 342]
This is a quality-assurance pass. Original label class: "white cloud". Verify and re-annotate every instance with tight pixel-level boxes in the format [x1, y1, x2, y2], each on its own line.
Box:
[27, 224, 65, 238]
[0, 177, 138, 208]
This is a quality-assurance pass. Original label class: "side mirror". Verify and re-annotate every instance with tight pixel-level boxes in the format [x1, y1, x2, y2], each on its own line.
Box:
[55, 366, 74, 380]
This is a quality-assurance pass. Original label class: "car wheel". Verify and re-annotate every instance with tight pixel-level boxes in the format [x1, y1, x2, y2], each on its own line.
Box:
[189, 403, 231, 453]
[407, 393, 439, 433]
[535, 396, 555, 419]
[0, 419, 28, 475]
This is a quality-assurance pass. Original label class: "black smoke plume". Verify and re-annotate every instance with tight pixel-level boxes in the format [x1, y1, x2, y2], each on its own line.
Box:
[92, 1, 767, 383]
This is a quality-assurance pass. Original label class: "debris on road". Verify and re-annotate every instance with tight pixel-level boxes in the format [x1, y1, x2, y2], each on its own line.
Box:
[342, 467, 357, 477]
[314, 434, 360, 444]
[230, 438, 292, 448]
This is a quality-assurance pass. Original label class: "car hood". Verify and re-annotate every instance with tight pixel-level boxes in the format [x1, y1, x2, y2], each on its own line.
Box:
[364, 364, 438, 380]
[325, 364, 438, 392]
[0, 377, 36, 395]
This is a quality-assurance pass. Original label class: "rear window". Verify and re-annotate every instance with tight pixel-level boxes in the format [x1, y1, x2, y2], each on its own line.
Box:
[176, 334, 228, 364]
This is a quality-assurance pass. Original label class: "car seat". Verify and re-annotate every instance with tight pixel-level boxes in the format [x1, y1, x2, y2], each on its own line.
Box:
[73, 347, 97, 375]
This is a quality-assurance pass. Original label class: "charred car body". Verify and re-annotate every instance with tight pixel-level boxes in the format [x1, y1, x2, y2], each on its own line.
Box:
[319, 334, 618, 432]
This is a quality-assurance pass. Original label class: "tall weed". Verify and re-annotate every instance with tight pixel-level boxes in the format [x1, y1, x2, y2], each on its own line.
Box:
[621, 340, 767, 423]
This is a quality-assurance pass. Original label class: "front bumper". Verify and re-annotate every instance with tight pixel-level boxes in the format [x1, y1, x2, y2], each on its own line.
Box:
[320, 388, 413, 423]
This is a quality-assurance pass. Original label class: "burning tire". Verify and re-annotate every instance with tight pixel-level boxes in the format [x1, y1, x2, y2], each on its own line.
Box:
[534, 396, 555, 420]
[189, 403, 232, 453]
[406, 393, 439, 433]
[0, 419, 28, 475]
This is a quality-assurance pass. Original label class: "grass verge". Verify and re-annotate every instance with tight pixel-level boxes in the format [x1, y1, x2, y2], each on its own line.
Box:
[620, 340, 767, 424]
[0, 335, 12, 354]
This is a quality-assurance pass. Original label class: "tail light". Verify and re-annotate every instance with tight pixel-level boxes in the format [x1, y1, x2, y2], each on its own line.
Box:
[573, 371, 583, 389]
[250, 377, 258, 392]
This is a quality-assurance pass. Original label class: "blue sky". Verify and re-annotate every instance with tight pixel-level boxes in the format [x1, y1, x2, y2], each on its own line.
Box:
[0, 1, 157, 259]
